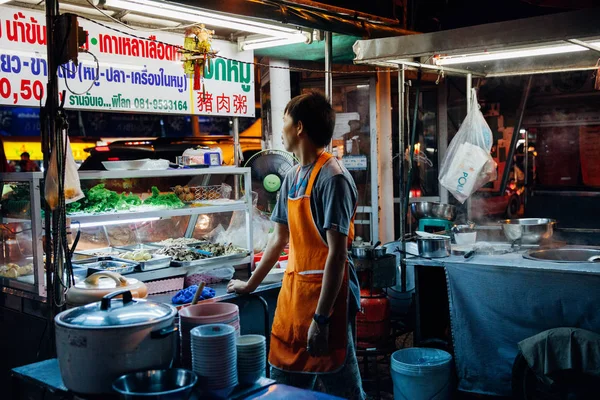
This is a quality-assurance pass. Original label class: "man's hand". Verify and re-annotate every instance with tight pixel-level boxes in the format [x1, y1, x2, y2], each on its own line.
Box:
[307, 320, 329, 356]
[227, 279, 253, 294]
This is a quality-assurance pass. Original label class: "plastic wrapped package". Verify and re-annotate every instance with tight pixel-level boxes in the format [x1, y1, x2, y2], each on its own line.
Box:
[439, 89, 497, 203]
[209, 208, 273, 253]
[45, 132, 84, 210]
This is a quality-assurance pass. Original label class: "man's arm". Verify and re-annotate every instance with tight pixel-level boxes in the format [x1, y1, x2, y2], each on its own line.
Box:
[315, 229, 348, 317]
[307, 229, 348, 356]
[227, 223, 289, 294]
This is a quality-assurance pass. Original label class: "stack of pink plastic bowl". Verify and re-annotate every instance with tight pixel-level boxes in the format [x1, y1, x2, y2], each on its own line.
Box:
[179, 303, 240, 368]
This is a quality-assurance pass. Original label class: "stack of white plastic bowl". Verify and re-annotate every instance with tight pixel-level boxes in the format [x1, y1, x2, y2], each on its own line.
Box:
[179, 303, 240, 369]
[236, 335, 266, 385]
[191, 324, 238, 398]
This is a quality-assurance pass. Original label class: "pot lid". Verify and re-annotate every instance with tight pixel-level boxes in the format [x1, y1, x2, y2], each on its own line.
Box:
[56, 290, 176, 328]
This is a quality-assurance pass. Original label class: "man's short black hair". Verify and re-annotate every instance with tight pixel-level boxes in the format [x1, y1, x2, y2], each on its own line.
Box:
[21, 152, 30, 158]
[284, 91, 335, 147]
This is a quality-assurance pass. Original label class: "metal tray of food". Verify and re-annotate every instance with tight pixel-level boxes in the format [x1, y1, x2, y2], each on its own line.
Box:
[112, 254, 172, 271]
[169, 251, 250, 268]
[113, 244, 163, 252]
[72, 247, 121, 262]
[73, 259, 138, 276]
[150, 238, 208, 247]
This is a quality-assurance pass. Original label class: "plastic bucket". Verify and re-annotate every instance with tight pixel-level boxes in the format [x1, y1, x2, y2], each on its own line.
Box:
[391, 348, 453, 400]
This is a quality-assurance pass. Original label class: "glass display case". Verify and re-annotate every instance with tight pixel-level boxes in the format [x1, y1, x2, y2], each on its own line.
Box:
[0, 167, 253, 300]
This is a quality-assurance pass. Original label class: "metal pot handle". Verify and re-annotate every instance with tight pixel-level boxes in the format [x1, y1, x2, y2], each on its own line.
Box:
[101, 290, 134, 311]
[151, 325, 179, 339]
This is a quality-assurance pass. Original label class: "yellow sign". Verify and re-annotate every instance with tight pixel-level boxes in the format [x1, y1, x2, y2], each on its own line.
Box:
[2, 141, 92, 161]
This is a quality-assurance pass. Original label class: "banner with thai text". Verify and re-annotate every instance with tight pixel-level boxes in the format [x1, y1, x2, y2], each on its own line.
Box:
[0, 5, 255, 117]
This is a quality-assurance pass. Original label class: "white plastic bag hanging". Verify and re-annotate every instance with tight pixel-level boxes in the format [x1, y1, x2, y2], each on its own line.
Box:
[439, 89, 497, 203]
[45, 132, 85, 210]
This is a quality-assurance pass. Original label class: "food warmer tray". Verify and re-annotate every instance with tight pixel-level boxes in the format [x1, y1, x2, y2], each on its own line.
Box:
[149, 240, 207, 248]
[73, 259, 138, 276]
[113, 244, 164, 252]
[170, 251, 250, 268]
[72, 247, 121, 263]
[112, 254, 172, 272]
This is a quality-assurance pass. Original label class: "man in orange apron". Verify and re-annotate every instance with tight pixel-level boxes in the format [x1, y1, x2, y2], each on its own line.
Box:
[228, 92, 364, 399]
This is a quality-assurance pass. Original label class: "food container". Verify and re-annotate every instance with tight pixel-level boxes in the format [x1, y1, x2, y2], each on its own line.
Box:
[114, 254, 172, 272]
[169, 252, 249, 268]
[72, 247, 121, 262]
[454, 232, 477, 245]
[112, 369, 197, 400]
[55, 290, 178, 395]
[499, 218, 556, 244]
[114, 244, 164, 252]
[74, 259, 138, 276]
[417, 236, 451, 258]
[66, 271, 148, 307]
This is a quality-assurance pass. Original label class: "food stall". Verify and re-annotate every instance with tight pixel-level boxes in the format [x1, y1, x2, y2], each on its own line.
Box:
[0, 1, 295, 397]
[353, 7, 600, 397]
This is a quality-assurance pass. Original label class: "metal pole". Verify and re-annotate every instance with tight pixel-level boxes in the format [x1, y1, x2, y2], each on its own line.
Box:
[500, 76, 533, 195]
[44, 0, 60, 357]
[398, 65, 407, 292]
[233, 117, 240, 199]
[465, 73, 472, 221]
[325, 31, 333, 101]
[524, 128, 529, 207]
[325, 31, 333, 152]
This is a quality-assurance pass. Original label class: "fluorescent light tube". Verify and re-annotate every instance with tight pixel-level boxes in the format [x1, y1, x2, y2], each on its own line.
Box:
[104, 0, 303, 39]
[435, 41, 600, 66]
[241, 35, 309, 51]
[71, 217, 160, 229]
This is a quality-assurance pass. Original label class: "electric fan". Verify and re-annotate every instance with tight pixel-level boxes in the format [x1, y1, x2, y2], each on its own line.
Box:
[243, 150, 297, 214]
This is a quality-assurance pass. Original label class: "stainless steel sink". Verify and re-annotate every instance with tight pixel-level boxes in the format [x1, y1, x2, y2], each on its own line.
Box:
[524, 248, 600, 263]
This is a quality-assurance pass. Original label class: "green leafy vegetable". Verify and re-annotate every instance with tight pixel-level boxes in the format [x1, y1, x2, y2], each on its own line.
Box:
[143, 186, 184, 208]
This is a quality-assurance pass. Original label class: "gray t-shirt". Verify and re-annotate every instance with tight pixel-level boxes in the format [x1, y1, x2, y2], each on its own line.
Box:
[271, 156, 361, 315]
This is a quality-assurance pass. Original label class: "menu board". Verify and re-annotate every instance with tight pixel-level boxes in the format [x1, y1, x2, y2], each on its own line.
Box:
[0, 5, 255, 117]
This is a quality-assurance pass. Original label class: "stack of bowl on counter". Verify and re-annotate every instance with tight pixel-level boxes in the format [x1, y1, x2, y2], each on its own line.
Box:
[55, 289, 268, 398]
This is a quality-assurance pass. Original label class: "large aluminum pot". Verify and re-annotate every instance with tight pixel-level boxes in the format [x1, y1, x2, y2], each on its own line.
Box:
[417, 237, 451, 258]
[55, 290, 178, 395]
[499, 218, 556, 244]
[410, 202, 457, 221]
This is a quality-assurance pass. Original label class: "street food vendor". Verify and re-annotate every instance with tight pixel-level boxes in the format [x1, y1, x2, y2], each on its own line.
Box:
[228, 92, 365, 399]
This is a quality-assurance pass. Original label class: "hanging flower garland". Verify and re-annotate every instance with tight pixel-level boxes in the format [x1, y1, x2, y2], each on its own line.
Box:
[182, 24, 218, 95]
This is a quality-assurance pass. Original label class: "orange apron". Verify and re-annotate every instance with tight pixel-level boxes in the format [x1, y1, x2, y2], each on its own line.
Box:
[269, 152, 355, 373]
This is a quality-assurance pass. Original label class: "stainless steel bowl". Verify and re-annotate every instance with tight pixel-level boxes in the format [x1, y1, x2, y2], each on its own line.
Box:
[410, 202, 457, 221]
[499, 218, 556, 244]
[112, 369, 197, 400]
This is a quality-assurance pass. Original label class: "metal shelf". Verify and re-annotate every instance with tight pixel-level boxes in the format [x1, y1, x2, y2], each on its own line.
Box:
[67, 202, 248, 225]
[2, 217, 31, 224]
[78, 167, 250, 180]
